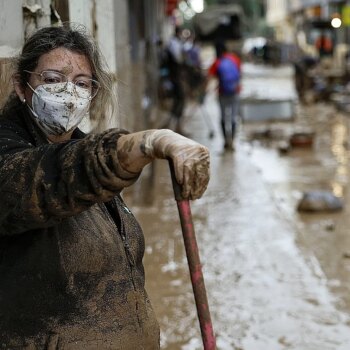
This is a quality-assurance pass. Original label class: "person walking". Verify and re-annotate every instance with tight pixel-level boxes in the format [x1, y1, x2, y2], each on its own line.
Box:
[163, 26, 187, 135]
[0, 24, 210, 349]
[207, 40, 241, 151]
[183, 34, 205, 100]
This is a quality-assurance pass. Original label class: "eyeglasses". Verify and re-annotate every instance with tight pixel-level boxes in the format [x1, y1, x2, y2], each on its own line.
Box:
[24, 70, 100, 99]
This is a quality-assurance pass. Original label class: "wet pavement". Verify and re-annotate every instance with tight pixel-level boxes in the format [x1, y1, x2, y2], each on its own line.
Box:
[129, 63, 350, 349]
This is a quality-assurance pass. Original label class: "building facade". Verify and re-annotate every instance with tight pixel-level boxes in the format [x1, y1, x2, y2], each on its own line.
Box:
[266, 0, 350, 65]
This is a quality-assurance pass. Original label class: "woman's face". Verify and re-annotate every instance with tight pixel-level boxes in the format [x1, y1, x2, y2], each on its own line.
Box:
[15, 47, 92, 106]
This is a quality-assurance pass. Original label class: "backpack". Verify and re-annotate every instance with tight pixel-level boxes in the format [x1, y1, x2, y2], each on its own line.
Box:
[217, 56, 240, 95]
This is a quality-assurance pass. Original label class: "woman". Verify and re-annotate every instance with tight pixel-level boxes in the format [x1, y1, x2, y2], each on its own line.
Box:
[0, 25, 210, 349]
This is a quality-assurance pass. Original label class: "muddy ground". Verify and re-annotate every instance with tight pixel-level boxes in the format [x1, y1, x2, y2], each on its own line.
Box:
[129, 63, 350, 349]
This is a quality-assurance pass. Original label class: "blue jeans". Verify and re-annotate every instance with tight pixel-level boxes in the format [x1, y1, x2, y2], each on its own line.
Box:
[219, 94, 239, 144]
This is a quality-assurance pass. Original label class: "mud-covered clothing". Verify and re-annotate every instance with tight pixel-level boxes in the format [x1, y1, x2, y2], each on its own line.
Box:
[0, 104, 160, 349]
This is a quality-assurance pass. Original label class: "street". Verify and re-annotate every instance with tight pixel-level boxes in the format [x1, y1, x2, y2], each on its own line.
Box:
[2, 1, 350, 348]
[131, 62, 350, 349]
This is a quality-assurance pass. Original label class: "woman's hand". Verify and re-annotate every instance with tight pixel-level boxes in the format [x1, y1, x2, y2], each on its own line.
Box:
[118, 129, 210, 200]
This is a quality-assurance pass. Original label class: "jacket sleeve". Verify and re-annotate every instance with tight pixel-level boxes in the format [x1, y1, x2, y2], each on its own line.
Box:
[0, 127, 140, 235]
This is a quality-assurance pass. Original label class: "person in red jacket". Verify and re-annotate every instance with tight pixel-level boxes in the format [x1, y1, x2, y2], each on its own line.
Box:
[207, 40, 241, 151]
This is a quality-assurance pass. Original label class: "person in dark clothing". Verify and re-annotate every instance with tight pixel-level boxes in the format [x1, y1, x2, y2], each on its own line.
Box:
[0, 25, 210, 349]
[162, 27, 187, 134]
[183, 34, 204, 92]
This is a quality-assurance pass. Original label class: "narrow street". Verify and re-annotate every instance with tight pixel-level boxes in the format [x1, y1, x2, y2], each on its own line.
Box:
[3, 1, 350, 349]
[131, 62, 350, 349]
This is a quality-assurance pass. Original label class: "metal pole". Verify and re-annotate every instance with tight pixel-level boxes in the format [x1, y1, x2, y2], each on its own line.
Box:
[169, 161, 216, 350]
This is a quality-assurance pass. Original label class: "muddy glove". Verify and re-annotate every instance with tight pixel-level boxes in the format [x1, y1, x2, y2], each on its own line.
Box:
[144, 129, 210, 200]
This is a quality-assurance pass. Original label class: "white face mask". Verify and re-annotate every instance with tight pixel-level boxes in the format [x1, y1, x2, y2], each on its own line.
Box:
[27, 82, 91, 136]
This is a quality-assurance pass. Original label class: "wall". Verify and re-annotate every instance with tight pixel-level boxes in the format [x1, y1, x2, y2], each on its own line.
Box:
[266, 0, 288, 24]
[68, 0, 94, 32]
[113, 0, 134, 131]
[266, 0, 295, 44]
[0, 0, 23, 51]
[0, 0, 23, 108]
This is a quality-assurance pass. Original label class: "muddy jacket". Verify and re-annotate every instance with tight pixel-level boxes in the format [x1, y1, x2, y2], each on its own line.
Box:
[0, 105, 160, 349]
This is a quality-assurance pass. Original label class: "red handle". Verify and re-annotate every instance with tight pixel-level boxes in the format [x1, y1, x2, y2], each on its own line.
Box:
[169, 161, 216, 350]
